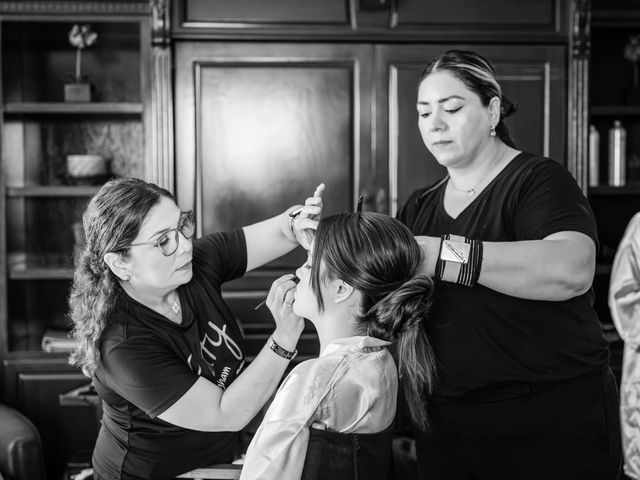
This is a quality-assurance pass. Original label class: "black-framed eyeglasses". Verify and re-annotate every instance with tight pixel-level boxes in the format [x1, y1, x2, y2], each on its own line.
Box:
[129, 210, 195, 256]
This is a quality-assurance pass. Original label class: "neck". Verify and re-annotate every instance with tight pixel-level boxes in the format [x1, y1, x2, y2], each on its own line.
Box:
[312, 312, 359, 354]
[121, 283, 180, 322]
[448, 141, 512, 194]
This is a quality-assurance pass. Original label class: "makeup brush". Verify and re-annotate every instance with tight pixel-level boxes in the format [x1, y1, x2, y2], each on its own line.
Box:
[254, 276, 300, 310]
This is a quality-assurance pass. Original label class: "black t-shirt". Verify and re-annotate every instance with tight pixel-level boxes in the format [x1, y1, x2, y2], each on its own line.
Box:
[92, 229, 248, 479]
[397, 152, 609, 399]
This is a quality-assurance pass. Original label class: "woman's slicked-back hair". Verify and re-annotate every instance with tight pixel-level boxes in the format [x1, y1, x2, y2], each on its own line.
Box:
[420, 49, 517, 147]
[310, 212, 436, 430]
[69, 177, 175, 376]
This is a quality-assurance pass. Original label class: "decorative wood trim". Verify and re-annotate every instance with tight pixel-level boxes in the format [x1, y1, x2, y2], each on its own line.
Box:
[149, 45, 174, 191]
[0, 1, 149, 15]
[567, 0, 590, 191]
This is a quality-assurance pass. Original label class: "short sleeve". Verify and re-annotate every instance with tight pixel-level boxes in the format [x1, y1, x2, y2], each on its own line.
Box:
[512, 159, 597, 244]
[193, 229, 247, 287]
[100, 335, 199, 418]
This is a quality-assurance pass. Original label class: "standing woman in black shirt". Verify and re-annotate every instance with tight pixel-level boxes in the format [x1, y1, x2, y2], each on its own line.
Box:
[68, 177, 323, 479]
[397, 49, 621, 479]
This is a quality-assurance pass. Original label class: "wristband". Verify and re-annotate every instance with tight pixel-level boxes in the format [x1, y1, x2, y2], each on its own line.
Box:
[269, 337, 297, 360]
[437, 234, 483, 287]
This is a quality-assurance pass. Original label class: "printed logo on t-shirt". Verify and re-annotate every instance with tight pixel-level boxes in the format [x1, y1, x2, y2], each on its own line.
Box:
[186, 320, 245, 390]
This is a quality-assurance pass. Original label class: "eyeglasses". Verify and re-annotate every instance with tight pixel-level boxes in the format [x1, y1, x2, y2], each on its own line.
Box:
[129, 210, 195, 256]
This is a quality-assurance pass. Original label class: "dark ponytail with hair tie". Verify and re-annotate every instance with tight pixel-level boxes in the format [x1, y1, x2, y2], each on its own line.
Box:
[359, 274, 436, 431]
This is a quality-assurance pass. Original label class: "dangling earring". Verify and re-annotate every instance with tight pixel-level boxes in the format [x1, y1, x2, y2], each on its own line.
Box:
[490, 124, 496, 137]
[123, 275, 130, 281]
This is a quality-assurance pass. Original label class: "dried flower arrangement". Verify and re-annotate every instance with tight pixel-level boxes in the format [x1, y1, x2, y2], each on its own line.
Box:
[68, 24, 98, 83]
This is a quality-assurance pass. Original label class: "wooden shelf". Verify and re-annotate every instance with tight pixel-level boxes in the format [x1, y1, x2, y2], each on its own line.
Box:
[588, 185, 640, 195]
[6, 185, 101, 197]
[9, 266, 74, 280]
[591, 105, 640, 117]
[3, 102, 143, 115]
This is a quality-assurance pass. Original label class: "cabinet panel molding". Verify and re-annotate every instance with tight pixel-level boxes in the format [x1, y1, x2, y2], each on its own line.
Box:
[172, 0, 571, 42]
[391, 0, 566, 36]
[180, 0, 352, 28]
[175, 42, 373, 246]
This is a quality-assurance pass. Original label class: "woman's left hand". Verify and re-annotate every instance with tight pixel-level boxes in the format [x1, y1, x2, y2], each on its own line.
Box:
[289, 183, 324, 250]
[267, 274, 304, 352]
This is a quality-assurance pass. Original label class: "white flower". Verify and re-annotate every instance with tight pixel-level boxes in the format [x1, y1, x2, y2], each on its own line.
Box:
[68, 24, 97, 50]
[624, 34, 640, 64]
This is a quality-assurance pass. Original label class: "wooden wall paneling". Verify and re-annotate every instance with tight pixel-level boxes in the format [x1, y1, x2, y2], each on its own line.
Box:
[174, 42, 373, 238]
[390, 0, 568, 38]
[172, 0, 571, 42]
[378, 44, 566, 215]
[173, 0, 355, 36]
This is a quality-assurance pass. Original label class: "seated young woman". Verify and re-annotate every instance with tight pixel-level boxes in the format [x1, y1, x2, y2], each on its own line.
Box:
[240, 211, 436, 480]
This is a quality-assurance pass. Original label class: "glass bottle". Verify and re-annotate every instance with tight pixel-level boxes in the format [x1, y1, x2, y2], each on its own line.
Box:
[608, 120, 626, 187]
[589, 125, 600, 187]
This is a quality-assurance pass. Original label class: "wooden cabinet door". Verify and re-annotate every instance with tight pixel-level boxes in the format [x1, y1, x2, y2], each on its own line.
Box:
[375, 44, 566, 214]
[174, 42, 372, 358]
[175, 41, 372, 248]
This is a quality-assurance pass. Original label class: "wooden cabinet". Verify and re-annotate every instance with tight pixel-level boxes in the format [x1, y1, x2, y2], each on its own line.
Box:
[172, 0, 569, 40]
[0, 2, 162, 476]
[174, 38, 567, 359]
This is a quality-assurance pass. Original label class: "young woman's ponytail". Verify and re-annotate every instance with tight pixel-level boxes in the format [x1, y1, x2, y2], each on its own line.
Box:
[362, 274, 436, 431]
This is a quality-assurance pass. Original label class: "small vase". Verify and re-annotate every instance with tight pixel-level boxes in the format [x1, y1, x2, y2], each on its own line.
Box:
[64, 82, 91, 102]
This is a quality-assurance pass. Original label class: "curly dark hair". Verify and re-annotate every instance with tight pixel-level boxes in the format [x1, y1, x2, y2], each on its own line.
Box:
[68, 177, 174, 376]
[310, 212, 436, 431]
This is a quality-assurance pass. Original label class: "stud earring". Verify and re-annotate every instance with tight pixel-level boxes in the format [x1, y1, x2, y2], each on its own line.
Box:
[123, 275, 130, 281]
[490, 124, 496, 137]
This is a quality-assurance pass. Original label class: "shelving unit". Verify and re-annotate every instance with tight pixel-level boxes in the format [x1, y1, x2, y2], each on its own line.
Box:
[587, 2, 640, 403]
[1, 19, 145, 355]
[0, 4, 153, 478]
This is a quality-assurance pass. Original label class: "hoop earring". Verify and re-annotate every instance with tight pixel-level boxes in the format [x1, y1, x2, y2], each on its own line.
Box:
[490, 124, 496, 137]
[123, 275, 130, 281]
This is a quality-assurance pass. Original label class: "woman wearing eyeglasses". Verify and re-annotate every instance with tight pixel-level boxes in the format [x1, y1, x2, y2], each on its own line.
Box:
[68, 177, 323, 480]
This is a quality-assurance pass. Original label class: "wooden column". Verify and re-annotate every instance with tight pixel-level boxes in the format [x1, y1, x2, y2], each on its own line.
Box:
[567, 0, 591, 191]
[149, 0, 174, 192]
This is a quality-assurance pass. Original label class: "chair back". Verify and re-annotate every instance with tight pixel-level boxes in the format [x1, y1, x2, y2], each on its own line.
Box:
[0, 403, 46, 480]
[301, 427, 392, 480]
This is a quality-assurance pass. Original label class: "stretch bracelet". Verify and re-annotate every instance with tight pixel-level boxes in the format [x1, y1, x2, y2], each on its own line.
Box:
[436, 234, 483, 287]
[269, 337, 298, 360]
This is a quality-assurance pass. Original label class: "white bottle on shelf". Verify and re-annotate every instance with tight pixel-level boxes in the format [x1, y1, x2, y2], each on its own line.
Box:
[589, 125, 600, 187]
[608, 120, 626, 187]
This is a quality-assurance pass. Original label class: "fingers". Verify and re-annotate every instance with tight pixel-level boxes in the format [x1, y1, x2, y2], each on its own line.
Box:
[266, 274, 298, 309]
[312, 183, 325, 199]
